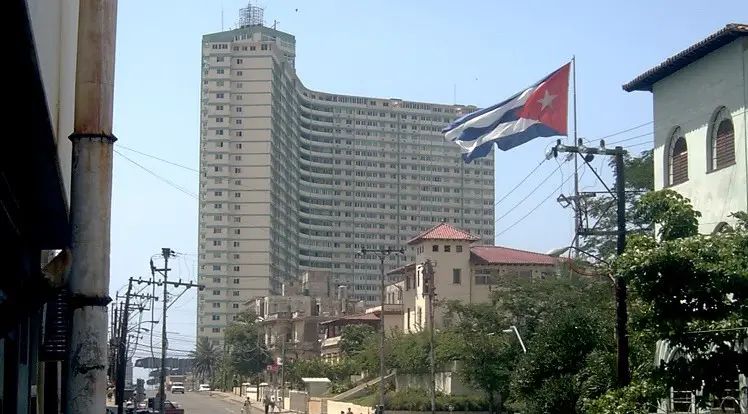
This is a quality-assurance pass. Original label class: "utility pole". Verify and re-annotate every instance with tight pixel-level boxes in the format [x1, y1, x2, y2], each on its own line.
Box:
[357, 248, 404, 414]
[115, 279, 133, 414]
[115, 278, 157, 414]
[66, 0, 118, 411]
[423, 260, 437, 414]
[280, 338, 286, 409]
[156, 248, 171, 414]
[135, 251, 204, 414]
[552, 139, 630, 387]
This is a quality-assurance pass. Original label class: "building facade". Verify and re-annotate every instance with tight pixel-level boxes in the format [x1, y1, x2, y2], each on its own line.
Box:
[2, 0, 80, 412]
[623, 24, 748, 234]
[387, 223, 559, 332]
[196, 20, 496, 342]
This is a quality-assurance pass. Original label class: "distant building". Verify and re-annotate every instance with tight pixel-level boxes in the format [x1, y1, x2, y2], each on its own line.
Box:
[387, 223, 560, 332]
[196, 5, 496, 344]
[623, 23, 748, 234]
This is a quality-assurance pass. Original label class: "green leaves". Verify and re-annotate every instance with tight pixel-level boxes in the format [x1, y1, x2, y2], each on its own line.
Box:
[612, 189, 748, 404]
[339, 324, 376, 358]
[190, 336, 220, 383]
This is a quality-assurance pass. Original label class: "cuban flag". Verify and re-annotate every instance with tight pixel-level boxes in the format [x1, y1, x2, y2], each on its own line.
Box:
[443, 63, 571, 163]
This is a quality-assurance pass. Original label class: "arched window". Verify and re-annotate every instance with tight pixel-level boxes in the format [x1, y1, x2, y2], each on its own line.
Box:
[710, 107, 735, 171]
[668, 127, 689, 186]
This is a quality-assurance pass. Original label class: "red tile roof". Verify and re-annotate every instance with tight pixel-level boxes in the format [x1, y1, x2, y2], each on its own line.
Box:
[470, 246, 558, 266]
[407, 222, 480, 245]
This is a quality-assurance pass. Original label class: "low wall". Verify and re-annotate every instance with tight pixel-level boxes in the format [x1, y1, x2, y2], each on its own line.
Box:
[326, 399, 488, 414]
[327, 400, 372, 414]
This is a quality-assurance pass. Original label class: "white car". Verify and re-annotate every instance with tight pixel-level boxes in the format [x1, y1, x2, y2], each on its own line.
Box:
[170, 382, 185, 394]
[198, 384, 211, 392]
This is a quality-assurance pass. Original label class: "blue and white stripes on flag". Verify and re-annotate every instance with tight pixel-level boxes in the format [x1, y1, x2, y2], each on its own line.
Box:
[443, 63, 571, 163]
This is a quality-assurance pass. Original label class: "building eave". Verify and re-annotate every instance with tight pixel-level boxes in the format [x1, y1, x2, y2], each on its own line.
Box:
[622, 23, 748, 93]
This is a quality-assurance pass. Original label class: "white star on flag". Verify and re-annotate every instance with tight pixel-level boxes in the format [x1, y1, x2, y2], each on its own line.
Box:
[537, 90, 557, 111]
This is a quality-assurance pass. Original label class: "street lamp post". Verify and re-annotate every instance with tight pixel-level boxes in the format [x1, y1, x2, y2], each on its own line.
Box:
[502, 326, 527, 354]
[357, 248, 404, 414]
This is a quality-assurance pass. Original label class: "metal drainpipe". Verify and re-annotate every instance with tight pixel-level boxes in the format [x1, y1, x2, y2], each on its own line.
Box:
[65, 0, 119, 412]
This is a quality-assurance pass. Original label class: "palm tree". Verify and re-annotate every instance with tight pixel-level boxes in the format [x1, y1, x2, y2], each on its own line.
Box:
[190, 337, 219, 384]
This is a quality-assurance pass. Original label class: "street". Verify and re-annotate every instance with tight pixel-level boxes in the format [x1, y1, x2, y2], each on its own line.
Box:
[147, 390, 264, 414]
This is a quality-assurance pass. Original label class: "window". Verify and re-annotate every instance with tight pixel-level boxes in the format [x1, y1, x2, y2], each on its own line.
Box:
[212, 328, 220, 333]
[212, 290, 220, 295]
[452, 269, 462, 284]
[709, 106, 735, 171]
[212, 265, 221, 271]
[232, 291, 240, 296]
[668, 127, 688, 186]
[444, 245, 451, 252]
[519, 270, 532, 278]
[233, 266, 240, 271]
[236, 58, 243, 64]
[432, 245, 439, 252]
[212, 302, 220, 308]
[233, 278, 240, 284]
[232, 303, 240, 309]
[212, 277, 220, 283]
[212, 315, 220, 321]
[456, 245, 463, 253]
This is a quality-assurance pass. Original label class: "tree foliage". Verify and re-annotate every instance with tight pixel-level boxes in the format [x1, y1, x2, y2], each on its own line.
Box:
[612, 189, 748, 403]
[442, 301, 519, 413]
[339, 324, 376, 358]
[581, 149, 654, 260]
[190, 336, 220, 384]
[223, 311, 272, 378]
[512, 307, 612, 414]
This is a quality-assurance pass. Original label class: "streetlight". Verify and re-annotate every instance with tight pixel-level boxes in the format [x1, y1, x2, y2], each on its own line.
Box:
[502, 326, 527, 354]
[356, 247, 404, 414]
[547, 245, 614, 282]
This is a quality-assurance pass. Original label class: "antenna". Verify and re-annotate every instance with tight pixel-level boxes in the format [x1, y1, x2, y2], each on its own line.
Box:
[237, 1, 265, 28]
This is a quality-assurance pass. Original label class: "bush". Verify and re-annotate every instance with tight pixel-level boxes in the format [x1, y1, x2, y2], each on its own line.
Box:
[384, 388, 489, 411]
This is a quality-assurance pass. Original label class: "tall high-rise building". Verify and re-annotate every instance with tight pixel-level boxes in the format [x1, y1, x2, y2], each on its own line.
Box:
[196, 10, 495, 342]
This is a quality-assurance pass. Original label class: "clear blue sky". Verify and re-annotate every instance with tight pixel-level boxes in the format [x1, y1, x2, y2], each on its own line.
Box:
[110, 0, 747, 372]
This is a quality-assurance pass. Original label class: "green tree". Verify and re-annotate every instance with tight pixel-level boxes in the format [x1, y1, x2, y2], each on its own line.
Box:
[581, 149, 654, 261]
[223, 311, 272, 378]
[339, 324, 376, 358]
[442, 301, 519, 413]
[190, 336, 220, 384]
[511, 307, 612, 414]
[599, 190, 748, 408]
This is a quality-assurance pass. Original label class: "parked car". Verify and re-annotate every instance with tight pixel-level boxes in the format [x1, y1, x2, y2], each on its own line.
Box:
[198, 384, 211, 392]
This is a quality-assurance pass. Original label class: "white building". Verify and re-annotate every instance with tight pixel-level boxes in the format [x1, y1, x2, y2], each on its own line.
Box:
[196, 12, 495, 342]
[623, 23, 747, 233]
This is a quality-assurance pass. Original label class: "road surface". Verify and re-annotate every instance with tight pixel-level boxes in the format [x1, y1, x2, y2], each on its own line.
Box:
[158, 391, 264, 414]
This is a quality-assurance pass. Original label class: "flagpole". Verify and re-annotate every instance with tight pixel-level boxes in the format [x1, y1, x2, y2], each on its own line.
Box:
[571, 56, 581, 258]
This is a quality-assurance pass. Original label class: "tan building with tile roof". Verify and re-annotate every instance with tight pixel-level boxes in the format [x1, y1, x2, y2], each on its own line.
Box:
[386, 223, 561, 332]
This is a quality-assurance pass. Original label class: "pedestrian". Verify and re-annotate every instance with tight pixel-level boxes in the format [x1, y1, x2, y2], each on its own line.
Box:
[242, 396, 252, 414]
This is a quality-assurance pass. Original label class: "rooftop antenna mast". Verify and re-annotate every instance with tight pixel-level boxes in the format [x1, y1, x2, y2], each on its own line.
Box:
[237, 1, 265, 28]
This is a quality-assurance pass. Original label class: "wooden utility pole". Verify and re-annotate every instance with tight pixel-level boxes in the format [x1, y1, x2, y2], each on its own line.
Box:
[135, 252, 204, 413]
[423, 260, 437, 414]
[552, 140, 630, 387]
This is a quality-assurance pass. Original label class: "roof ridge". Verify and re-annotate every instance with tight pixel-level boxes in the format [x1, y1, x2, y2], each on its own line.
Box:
[470, 244, 551, 256]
